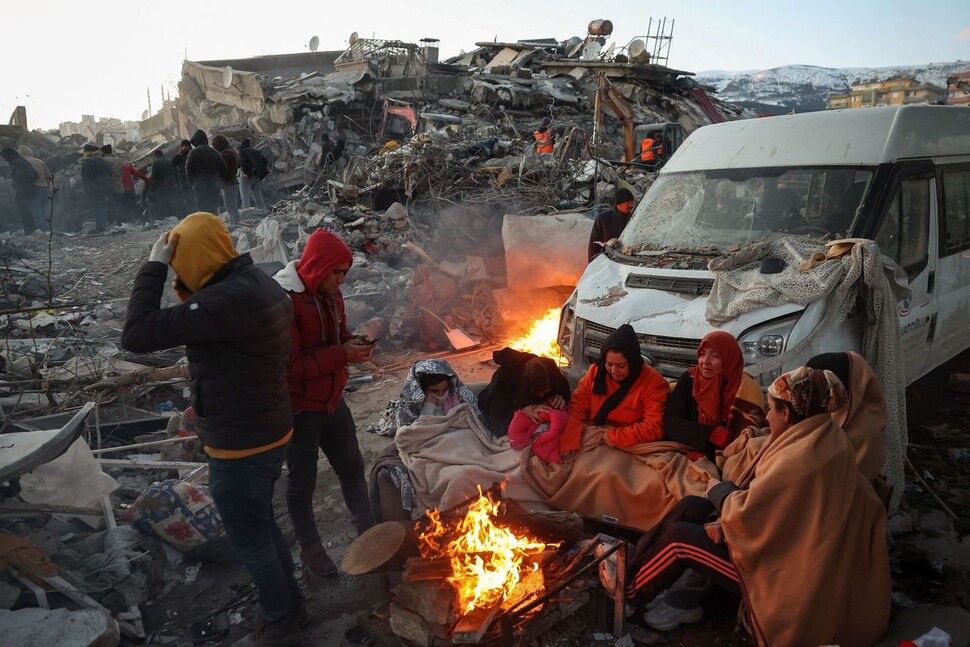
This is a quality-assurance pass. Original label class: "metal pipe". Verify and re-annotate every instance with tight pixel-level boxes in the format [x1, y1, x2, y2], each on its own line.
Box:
[499, 541, 622, 644]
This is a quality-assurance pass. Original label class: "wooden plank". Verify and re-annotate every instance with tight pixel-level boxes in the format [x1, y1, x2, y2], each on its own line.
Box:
[402, 557, 453, 582]
[613, 542, 626, 638]
[0, 502, 101, 516]
[90, 435, 195, 455]
[451, 599, 502, 644]
[96, 458, 204, 470]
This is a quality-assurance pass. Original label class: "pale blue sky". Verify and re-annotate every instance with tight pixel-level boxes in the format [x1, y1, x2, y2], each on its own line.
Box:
[2, 0, 968, 130]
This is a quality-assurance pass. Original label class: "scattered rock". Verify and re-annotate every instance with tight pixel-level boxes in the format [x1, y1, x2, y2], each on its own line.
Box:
[0, 607, 120, 647]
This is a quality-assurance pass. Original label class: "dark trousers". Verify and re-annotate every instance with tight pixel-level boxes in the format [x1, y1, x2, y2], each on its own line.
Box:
[208, 444, 301, 623]
[150, 193, 177, 224]
[286, 399, 374, 547]
[15, 194, 36, 234]
[626, 496, 739, 605]
[85, 192, 108, 232]
[107, 192, 125, 225]
[193, 184, 222, 215]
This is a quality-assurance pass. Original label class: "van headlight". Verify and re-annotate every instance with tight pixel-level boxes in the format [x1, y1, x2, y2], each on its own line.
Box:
[557, 293, 578, 362]
[738, 316, 798, 363]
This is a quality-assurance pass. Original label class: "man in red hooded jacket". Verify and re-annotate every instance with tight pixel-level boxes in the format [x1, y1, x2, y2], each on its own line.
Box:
[274, 230, 375, 578]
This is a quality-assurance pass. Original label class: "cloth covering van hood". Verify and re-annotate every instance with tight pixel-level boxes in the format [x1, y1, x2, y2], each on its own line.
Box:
[292, 230, 353, 295]
[169, 212, 239, 294]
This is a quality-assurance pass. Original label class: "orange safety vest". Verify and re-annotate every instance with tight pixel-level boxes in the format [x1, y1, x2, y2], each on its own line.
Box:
[534, 129, 554, 155]
[640, 137, 661, 161]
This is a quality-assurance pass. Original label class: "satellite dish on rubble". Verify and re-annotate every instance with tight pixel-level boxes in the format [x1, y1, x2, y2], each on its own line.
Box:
[221, 65, 234, 89]
[349, 31, 359, 45]
[629, 39, 648, 64]
[581, 41, 602, 61]
[308, 35, 319, 52]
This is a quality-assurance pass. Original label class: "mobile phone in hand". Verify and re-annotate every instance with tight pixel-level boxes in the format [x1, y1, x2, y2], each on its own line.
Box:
[359, 336, 381, 345]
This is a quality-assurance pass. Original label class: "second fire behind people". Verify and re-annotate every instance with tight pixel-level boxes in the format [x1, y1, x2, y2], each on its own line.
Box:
[273, 230, 377, 578]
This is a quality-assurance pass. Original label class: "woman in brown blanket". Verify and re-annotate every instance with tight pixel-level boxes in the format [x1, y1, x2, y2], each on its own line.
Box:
[627, 366, 891, 645]
[806, 351, 887, 484]
[663, 331, 766, 460]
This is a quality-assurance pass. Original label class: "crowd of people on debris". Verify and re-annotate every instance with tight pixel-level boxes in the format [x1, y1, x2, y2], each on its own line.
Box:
[0, 128, 271, 235]
[115, 203, 893, 646]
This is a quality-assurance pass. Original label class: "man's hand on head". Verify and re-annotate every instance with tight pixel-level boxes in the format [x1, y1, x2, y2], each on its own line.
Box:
[149, 231, 178, 265]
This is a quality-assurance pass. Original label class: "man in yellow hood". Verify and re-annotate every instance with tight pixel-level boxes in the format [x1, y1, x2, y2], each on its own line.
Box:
[121, 212, 305, 646]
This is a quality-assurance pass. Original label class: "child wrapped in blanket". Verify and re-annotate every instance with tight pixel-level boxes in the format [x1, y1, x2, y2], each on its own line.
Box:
[506, 356, 571, 464]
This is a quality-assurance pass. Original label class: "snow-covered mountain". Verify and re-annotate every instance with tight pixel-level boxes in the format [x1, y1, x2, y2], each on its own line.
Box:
[696, 62, 968, 113]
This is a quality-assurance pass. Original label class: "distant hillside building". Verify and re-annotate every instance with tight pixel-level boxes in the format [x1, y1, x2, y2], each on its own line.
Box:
[946, 71, 970, 106]
[826, 76, 942, 109]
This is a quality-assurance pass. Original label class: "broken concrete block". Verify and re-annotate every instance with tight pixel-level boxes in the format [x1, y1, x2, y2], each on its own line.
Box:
[384, 202, 408, 222]
[0, 580, 20, 610]
[0, 607, 120, 647]
[344, 300, 376, 330]
[888, 511, 914, 536]
[918, 509, 955, 536]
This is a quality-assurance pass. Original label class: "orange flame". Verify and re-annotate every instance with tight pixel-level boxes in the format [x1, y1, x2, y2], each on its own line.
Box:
[507, 308, 565, 366]
[417, 490, 552, 615]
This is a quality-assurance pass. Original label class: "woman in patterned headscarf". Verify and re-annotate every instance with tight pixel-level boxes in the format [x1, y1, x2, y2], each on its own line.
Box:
[627, 366, 891, 644]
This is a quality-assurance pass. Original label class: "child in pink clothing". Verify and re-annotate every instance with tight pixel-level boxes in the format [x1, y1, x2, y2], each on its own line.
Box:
[508, 407, 569, 464]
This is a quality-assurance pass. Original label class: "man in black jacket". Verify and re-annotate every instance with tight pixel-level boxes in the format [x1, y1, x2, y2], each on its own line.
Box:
[1, 147, 39, 234]
[80, 144, 112, 233]
[148, 148, 178, 225]
[588, 187, 636, 262]
[239, 138, 268, 210]
[121, 213, 302, 646]
[172, 139, 192, 213]
[184, 130, 226, 215]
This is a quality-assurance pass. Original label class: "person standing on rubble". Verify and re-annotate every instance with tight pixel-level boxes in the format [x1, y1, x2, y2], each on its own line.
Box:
[148, 148, 178, 225]
[212, 135, 241, 226]
[18, 146, 52, 232]
[172, 139, 192, 214]
[588, 187, 636, 261]
[80, 144, 111, 233]
[121, 213, 305, 646]
[100, 144, 126, 226]
[273, 229, 376, 578]
[534, 116, 555, 156]
[238, 138, 269, 211]
[185, 130, 227, 215]
[0, 147, 39, 235]
[121, 161, 150, 223]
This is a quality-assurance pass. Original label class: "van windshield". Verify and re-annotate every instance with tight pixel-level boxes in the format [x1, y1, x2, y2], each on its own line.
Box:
[620, 167, 875, 254]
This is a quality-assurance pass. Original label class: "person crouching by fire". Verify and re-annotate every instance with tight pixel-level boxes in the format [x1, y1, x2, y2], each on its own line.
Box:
[121, 213, 304, 646]
[273, 230, 376, 579]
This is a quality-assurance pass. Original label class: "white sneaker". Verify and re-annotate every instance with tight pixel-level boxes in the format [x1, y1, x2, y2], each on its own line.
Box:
[643, 600, 703, 631]
[645, 589, 668, 612]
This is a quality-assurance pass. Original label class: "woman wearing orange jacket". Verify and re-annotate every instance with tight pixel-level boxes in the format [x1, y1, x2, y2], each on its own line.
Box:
[559, 324, 669, 455]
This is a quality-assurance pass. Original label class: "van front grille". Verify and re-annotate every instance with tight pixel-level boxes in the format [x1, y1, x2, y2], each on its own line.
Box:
[625, 274, 714, 295]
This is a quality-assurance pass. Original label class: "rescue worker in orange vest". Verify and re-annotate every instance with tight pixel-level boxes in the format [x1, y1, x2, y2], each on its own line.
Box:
[640, 136, 662, 162]
[534, 117, 555, 156]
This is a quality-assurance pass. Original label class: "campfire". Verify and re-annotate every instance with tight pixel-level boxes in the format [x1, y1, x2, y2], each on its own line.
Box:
[344, 485, 626, 645]
[417, 489, 555, 616]
[507, 308, 566, 366]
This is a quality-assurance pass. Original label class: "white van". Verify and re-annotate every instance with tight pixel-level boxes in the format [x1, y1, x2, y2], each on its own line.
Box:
[558, 105, 970, 386]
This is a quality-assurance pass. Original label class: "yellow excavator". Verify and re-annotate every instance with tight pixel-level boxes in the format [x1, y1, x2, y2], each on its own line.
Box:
[593, 74, 686, 168]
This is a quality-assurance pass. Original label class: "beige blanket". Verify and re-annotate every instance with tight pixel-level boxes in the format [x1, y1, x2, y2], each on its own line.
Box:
[395, 404, 547, 512]
[721, 414, 891, 647]
[523, 426, 718, 531]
